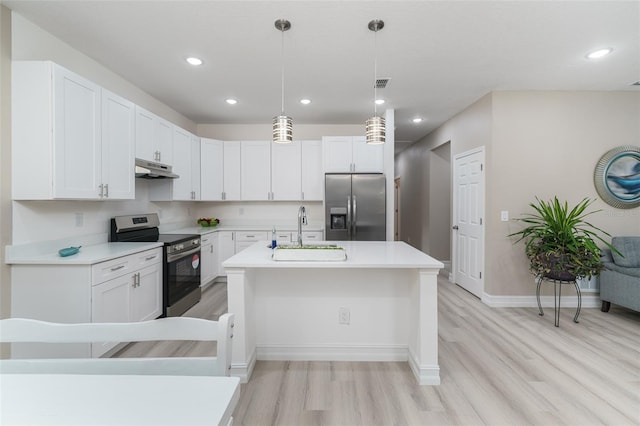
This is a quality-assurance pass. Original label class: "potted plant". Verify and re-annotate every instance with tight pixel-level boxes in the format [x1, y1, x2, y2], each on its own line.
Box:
[509, 197, 616, 281]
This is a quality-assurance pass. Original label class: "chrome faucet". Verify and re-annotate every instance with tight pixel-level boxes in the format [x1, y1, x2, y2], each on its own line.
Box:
[297, 206, 307, 246]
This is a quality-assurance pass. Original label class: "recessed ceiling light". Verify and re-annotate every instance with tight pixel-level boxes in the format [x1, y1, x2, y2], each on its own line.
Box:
[412, 118, 423, 123]
[586, 48, 613, 59]
[300, 99, 312, 105]
[186, 57, 203, 66]
[375, 99, 385, 105]
[225, 98, 238, 105]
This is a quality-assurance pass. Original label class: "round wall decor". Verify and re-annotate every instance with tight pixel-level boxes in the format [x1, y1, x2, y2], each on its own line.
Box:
[594, 145, 640, 209]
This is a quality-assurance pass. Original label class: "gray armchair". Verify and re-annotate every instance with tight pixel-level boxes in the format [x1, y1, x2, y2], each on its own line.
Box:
[600, 236, 640, 313]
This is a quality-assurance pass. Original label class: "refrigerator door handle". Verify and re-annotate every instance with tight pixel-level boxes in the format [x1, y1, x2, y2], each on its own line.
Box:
[347, 195, 352, 240]
[352, 195, 357, 238]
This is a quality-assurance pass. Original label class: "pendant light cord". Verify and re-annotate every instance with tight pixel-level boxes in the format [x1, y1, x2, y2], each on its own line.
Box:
[281, 26, 285, 116]
[373, 27, 378, 118]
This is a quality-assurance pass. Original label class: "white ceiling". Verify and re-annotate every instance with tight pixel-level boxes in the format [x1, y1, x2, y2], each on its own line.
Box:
[4, 1, 639, 152]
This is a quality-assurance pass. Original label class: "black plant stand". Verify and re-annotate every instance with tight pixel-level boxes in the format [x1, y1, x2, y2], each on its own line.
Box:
[536, 276, 582, 327]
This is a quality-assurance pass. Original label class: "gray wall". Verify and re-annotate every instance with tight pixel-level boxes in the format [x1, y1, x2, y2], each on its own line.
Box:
[396, 91, 640, 298]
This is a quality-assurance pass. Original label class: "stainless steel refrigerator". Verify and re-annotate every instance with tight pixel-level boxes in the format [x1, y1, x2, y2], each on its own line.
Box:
[325, 173, 386, 241]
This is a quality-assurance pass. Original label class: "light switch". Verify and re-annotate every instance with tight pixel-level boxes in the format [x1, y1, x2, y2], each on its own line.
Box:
[500, 210, 509, 222]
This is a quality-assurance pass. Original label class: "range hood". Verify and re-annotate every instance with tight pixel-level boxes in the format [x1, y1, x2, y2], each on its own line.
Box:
[135, 158, 179, 179]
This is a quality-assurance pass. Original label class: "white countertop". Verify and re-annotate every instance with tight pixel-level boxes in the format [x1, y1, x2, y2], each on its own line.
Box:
[5, 242, 163, 265]
[223, 241, 444, 269]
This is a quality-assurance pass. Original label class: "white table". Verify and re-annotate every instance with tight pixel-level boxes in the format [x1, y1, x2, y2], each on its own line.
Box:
[223, 241, 444, 385]
[0, 374, 240, 425]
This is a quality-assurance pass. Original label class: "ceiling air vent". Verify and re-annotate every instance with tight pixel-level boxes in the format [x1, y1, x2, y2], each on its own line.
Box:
[375, 78, 390, 89]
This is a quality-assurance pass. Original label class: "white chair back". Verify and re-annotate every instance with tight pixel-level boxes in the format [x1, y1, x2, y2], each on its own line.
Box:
[0, 314, 234, 377]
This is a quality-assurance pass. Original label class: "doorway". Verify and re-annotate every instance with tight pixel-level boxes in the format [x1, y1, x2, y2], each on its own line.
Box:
[452, 147, 485, 298]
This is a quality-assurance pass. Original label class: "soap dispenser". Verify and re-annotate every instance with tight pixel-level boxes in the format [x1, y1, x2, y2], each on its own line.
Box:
[271, 226, 277, 249]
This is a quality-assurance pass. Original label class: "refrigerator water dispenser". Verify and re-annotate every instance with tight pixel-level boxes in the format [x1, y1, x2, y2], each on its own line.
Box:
[330, 208, 348, 230]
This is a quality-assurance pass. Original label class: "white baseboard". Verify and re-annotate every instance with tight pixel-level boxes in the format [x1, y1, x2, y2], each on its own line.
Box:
[408, 349, 441, 385]
[256, 344, 408, 362]
[482, 293, 601, 308]
[230, 348, 256, 383]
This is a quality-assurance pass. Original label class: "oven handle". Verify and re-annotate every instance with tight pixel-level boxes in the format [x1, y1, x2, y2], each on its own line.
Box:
[166, 246, 201, 263]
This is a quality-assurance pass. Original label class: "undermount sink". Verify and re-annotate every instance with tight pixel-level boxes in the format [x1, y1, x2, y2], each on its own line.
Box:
[272, 244, 347, 261]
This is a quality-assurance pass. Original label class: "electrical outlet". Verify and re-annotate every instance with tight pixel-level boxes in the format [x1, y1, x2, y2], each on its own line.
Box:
[74, 212, 84, 227]
[338, 307, 350, 325]
[500, 210, 509, 222]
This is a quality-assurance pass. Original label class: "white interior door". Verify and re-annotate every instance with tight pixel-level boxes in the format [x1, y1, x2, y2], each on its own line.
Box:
[452, 148, 485, 298]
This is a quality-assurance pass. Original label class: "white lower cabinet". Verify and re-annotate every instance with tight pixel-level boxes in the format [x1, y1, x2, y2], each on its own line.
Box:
[201, 232, 219, 286]
[218, 231, 236, 277]
[235, 231, 269, 253]
[10, 247, 162, 359]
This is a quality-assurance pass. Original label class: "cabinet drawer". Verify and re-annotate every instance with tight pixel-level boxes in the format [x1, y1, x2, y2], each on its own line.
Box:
[275, 233, 291, 243]
[133, 248, 162, 269]
[201, 233, 215, 245]
[92, 257, 133, 286]
[301, 231, 323, 242]
[235, 231, 269, 241]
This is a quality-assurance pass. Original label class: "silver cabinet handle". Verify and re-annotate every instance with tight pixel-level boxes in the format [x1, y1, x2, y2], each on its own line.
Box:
[110, 265, 125, 272]
[104, 184, 109, 198]
[99, 184, 104, 198]
[145, 255, 157, 261]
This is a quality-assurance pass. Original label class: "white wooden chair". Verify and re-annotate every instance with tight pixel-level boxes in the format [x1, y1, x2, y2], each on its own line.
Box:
[0, 314, 234, 377]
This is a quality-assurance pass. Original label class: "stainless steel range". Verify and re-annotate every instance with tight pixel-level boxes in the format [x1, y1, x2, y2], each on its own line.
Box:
[110, 213, 201, 317]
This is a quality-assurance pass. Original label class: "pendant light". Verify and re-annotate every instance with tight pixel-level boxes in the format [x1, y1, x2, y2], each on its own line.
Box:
[273, 19, 293, 144]
[366, 19, 385, 145]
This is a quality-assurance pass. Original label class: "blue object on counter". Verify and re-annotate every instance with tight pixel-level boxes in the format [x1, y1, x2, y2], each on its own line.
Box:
[58, 246, 81, 257]
[271, 226, 277, 249]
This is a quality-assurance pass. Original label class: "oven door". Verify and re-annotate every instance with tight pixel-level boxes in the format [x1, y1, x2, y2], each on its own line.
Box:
[165, 246, 201, 316]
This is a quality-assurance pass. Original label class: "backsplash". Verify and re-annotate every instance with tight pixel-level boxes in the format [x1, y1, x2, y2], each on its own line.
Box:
[12, 180, 324, 244]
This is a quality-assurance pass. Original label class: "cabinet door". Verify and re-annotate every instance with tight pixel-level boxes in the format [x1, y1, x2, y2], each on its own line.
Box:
[271, 140, 301, 200]
[101, 89, 135, 200]
[223, 142, 241, 201]
[131, 263, 162, 323]
[241, 140, 271, 200]
[171, 126, 193, 200]
[134, 106, 156, 162]
[322, 136, 353, 173]
[301, 140, 323, 200]
[352, 136, 384, 172]
[190, 134, 201, 200]
[91, 274, 132, 357]
[201, 139, 224, 201]
[53, 64, 102, 199]
[201, 233, 219, 286]
[218, 231, 236, 276]
[156, 117, 173, 165]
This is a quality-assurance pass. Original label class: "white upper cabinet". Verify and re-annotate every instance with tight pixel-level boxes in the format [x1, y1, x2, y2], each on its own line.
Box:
[12, 61, 134, 200]
[135, 106, 173, 165]
[190, 133, 201, 200]
[323, 136, 383, 173]
[240, 140, 271, 201]
[201, 138, 224, 201]
[101, 89, 135, 200]
[351, 136, 384, 173]
[170, 127, 196, 200]
[271, 141, 301, 201]
[301, 140, 323, 201]
[223, 141, 241, 201]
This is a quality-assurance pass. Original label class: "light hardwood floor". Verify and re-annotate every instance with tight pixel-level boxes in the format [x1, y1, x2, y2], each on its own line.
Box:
[116, 277, 640, 426]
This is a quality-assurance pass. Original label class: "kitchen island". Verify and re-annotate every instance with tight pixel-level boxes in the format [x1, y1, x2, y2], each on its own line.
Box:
[223, 241, 443, 385]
